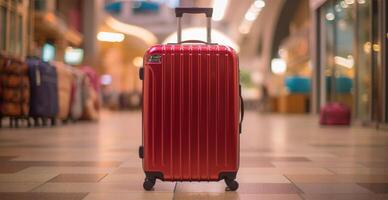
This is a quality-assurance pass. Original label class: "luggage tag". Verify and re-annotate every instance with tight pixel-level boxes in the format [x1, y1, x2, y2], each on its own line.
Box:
[35, 68, 41, 86]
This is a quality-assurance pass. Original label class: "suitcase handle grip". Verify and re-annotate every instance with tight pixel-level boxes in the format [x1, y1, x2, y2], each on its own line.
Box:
[175, 8, 213, 17]
[175, 7, 212, 44]
[178, 40, 208, 44]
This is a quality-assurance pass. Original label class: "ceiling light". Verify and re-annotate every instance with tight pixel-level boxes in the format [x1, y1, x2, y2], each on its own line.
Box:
[340, 1, 348, 8]
[344, 0, 355, 5]
[212, 0, 229, 21]
[325, 12, 335, 21]
[254, 0, 265, 8]
[271, 58, 287, 74]
[97, 32, 125, 42]
[133, 56, 143, 68]
[105, 17, 157, 46]
[245, 11, 257, 21]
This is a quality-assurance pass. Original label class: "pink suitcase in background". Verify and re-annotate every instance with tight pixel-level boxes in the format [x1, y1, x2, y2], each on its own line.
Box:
[320, 103, 351, 125]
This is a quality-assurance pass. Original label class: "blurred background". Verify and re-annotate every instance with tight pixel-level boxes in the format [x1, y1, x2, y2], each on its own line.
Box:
[0, 0, 387, 127]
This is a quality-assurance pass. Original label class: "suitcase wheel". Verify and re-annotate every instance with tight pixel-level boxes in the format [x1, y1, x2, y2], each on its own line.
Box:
[225, 178, 239, 191]
[143, 178, 155, 191]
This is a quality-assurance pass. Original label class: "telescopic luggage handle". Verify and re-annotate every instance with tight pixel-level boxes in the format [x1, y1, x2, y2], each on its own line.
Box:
[175, 7, 213, 44]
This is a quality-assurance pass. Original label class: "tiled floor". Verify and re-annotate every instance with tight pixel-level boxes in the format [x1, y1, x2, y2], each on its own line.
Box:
[0, 111, 388, 200]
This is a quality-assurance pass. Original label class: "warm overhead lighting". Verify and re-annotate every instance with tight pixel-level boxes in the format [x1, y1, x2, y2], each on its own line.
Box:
[105, 17, 157, 46]
[254, 0, 265, 8]
[239, 0, 265, 34]
[133, 56, 143, 68]
[97, 31, 125, 42]
[162, 27, 240, 52]
[325, 12, 335, 21]
[344, 0, 355, 5]
[334, 55, 354, 68]
[238, 22, 251, 34]
[372, 44, 380, 52]
[357, 0, 366, 4]
[335, 4, 342, 12]
[340, 1, 348, 8]
[271, 58, 287, 74]
[363, 42, 371, 54]
[212, 0, 229, 21]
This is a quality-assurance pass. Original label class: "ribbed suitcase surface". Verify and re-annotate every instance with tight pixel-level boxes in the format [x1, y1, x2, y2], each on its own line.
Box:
[142, 44, 240, 181]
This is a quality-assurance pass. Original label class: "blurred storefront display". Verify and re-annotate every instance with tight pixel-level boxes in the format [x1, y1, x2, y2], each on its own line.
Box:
[311, 0, 388, 126]
[266, 0, 312, 114]
[0, 0, 31, 58]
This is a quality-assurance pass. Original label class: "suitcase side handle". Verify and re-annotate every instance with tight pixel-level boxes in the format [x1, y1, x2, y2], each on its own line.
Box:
[239, 84, 244, 134]
[175, 7, 213, 44]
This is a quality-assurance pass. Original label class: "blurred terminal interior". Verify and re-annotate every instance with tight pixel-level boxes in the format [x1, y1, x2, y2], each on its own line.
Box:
[0, 0, 387, 129]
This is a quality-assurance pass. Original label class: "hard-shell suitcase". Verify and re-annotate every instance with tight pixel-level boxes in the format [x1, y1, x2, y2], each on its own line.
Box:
[27, 58, 58, 126]
[320, 102, 351, 125]
[140, 8, 243, 191]
[53, 62, 73, 120]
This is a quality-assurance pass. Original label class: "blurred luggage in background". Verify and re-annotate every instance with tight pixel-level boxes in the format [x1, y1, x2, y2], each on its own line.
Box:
[0, 55, 100, 128]
[320, 102, 351, 125]
[118, 91, 142, 110]
[69, 68, 85, 121]
[0, 54, 30, 127]
[27, 57, 59, 126]
[80, 66, 100, 121]
[53, 62, 73, 121]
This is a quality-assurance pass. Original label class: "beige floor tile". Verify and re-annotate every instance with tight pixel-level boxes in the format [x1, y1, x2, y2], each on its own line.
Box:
[17, 167, 114, 174]
[175, 182, 227, 193]
[302, 194, 383, 200]
[237, 174, 290, 183]
[296, 183, 372, 194]
[0, 173, 58, 182]
[237, 194, 302, 200]
[0, 182, 43, 192]
[83, 192, 173, 200]
[99, 174, 144, 182]
[238, 167, 333, 175]
[286, 174, 388, 183]
[328, 167, 388, 175]
[32, 181, 175, 193]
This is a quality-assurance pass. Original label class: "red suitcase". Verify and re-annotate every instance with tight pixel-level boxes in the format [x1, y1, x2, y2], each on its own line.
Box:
[320, 102, 351, 125]
[139, 7, 243, 191]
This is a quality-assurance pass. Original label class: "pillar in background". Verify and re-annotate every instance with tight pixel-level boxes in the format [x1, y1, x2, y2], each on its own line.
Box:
[82, 0, 104, 67]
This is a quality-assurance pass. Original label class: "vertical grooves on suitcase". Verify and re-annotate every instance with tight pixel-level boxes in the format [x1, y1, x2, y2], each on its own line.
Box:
[161, 46, 165, 167]
[188, 45, 192, 179]
[179, 47, 183, 180]
[224, 52, 230, 166]
[197, 46, 201, 179]
[214, 46, 220, 166]
[170, 46, 174, 178]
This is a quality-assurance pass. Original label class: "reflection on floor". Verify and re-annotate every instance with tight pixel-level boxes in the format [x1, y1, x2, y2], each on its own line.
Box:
[0, 111, 388, 200]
